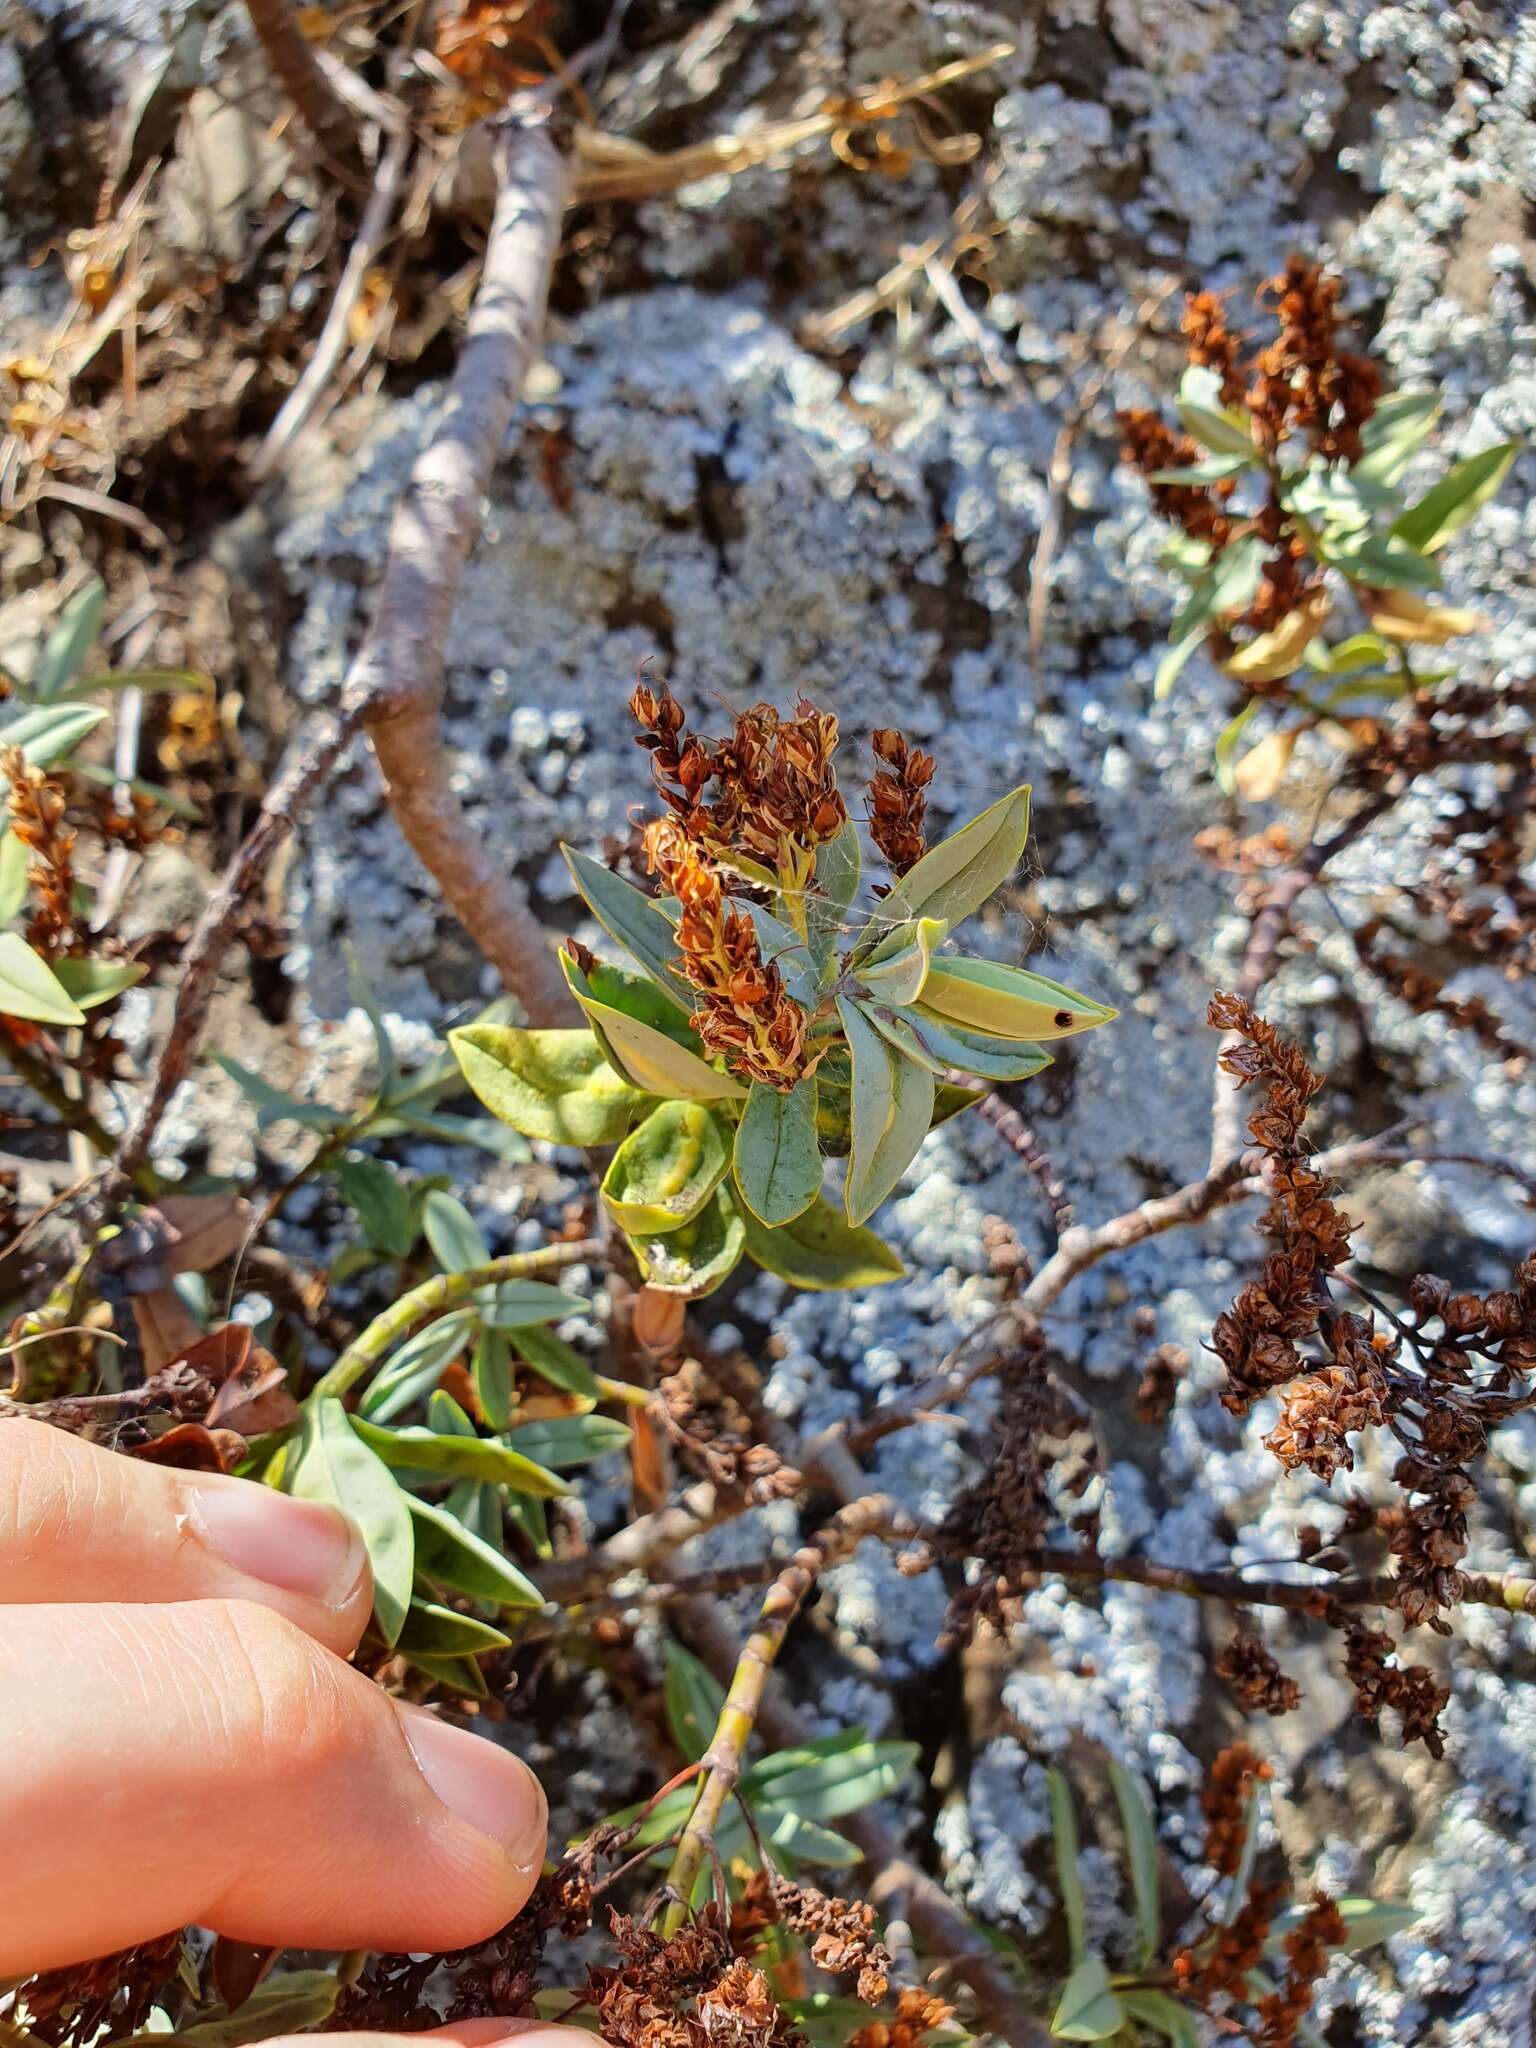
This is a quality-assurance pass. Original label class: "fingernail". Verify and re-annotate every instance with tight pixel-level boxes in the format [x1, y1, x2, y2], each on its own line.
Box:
[402, 1709, 547, 1872]
[192, 1482, 367, 1605]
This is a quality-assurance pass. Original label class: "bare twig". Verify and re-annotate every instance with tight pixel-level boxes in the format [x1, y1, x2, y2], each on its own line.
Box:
[973, 1088, 1073, 1241]
[243, 0, 361, 172]
[345, 110, 576, 1027]
[535, 1483, 750, 1604]
[251, 125, 413, 481]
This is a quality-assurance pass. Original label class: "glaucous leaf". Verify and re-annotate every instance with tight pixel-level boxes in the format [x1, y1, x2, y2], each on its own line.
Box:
[1265, 1895, 1418, 1956]
[1176, 366, 1255, 457]
[1116, 1989, 1198, 2048]
[429, 1388, 479, 1435]
[478, 1280, 588, 1330]
[1148, 452, 1251, 484]
[809, 816, 862, 967]
[919, 958, 1115, 1041]
[0, 932, 86, 1025]
[1324, 529, 1441, 589]
[736, 1191, 903, 1291]
[1392, 440, 1519, 554]
[836, 997, 934, 1225]
[664, 1640, 726, 1762]
[865, 783, 1030, 941]
[753, 1805, 861, 1868]
[632, 1185, 747, 1297]
[335, 1153, 416, 1258]
[739, 899, 821, 1007]
[213, 1054, 348, 1133]
[509, 1322, 600, 1399]
[422, 1190, 490, 1272]
[733, 1077, 821, 1226]
[854, 915, 945, 1007]
[1047, 1767, 1087, 1966]
[50, 957, 147, 1009]
[1050, 1957, 1122, 2042]
[357, 1309, 479, 1422]
[0, 828, 29, 924]
[568, 974, 745, 1104]
[602, 1099, 732, 1234]
[1351, 389, 1439, 484]
[1108, 1761, 1160, 1966]
[286, 1399, 412, 1644]
[745, 1736, 919, 1819]
[407, 1651, 489, 1698]
[129, 1970, 341, 2047]
[863, 1003, 1052, 1084]
[562, 843, 695, 1008]
[349, 1415, 568, 1495]
[451, 1023, 649, 1144]
[0, 700, 108, 765]
[31, 576, 105, 699]
[507, 1412, 632, 1468]
[1154, 532, 1268, 699]
[399, 1600, 513, 1657]
[407, 1493, 543, 1608]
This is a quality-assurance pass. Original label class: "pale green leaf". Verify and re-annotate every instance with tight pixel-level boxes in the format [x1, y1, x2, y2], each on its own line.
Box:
[1213, 696, 1262, 795]
[213, 1054, 347, 1133]
[1176, 365, 1256, 457]
[737, 1190, 903, 1290]
[451, 1022, 649, 1144]
[471, 1328, 513, 1427]
[358, 1309, 478, 1422]
[562, 843, 694, 1008]
[0, 701, 108, 765]
[631, 1185, 747, 1298]
[0, 830, 31, 925]
[1391, 439, 1520, 553]
[1108, 1761, 1160, 1966]
[733, 1077, 821, 1226]
[478, 1280, 587, 1330]
[407, 1493, 543, 1607]
[32, 576, 105, 699]
[399, 1600, 513, 1657]
[863, 1002, 1053, 1085]
[1352, 390, 1440, 484]
[1048, 1767, 1086, 1967]
[49, 957, 147, 1009]
[1116, 1988, 1199, 2047]
[115, 1971, 340, 2048]
[1050, 1957, 1122, 2042]
[349, 1415, 567, 1495]
[753, 1805, 862, 1867]
[286, 1400, 413, 1644]
[856, 916, 946, 1006]
[509, 1322, 600, 1399]
[507, 1412, 632, 1468]
[422, 1190, 491, 1273]
[602, 1098, 732, 1234]
[865, 783, 1030, 941]
[0, 932, 86, 1025]
[837, 997, 933, 1225]
[335, 1153, 416, 1258]
[1325, 530, 1441, 589]
[1265, 1894, 1419, 1956]
[664, 1640, 726, 1762]
[570, 978, 745, 1103]
[919, 958, 1115, 1041]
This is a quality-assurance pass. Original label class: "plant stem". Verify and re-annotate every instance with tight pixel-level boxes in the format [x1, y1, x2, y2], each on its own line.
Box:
[243, 0, 361, 171]
[0, 1036, 158, 1194]
[311, 1239, 601, 1402]
[660, 1493, 908, 1931]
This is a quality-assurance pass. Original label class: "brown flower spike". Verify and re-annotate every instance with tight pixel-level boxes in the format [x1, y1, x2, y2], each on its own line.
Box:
[642, 817, 817, 1091]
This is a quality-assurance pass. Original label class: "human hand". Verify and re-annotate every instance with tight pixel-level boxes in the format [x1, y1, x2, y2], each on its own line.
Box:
[0, 1418, 574, 2035]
